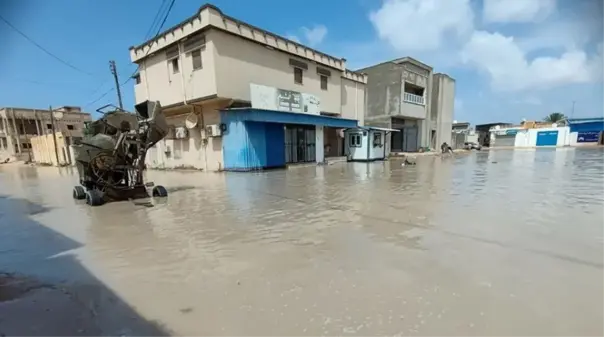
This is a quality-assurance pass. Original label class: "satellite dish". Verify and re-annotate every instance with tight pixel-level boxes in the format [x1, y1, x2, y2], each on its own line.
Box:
[53, 110, 64, 120]
[185, 113, 198, 129]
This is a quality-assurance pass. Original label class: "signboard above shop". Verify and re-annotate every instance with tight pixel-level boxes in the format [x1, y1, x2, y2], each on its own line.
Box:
[577, 131, 600, 143]
[250, 83, 321, 115]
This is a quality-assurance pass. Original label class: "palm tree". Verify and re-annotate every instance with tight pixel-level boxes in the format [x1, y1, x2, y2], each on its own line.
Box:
[544, 112, 567, 124]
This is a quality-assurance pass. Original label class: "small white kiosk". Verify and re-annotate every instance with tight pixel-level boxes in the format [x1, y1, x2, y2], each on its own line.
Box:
[344, 127, 399, 162]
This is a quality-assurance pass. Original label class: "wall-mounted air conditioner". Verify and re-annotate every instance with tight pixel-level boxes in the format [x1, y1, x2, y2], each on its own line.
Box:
[174, 127, 188, 139]
[206, 124, 222, 137]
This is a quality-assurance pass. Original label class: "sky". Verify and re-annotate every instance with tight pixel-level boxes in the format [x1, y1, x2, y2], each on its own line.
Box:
[0, 0, 602, 124]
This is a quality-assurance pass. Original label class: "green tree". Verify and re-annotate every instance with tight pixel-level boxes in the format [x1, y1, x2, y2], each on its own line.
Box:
[544, 112, 567, 123]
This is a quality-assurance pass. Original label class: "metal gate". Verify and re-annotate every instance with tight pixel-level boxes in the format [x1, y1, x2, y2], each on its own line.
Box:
[391, 126, 418, 152]
[285, 125, 315, 163]
[536, 131, 558, 146]
[493, 135, 515, 147]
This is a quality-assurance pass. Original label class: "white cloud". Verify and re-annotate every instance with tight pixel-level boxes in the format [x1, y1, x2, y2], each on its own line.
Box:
[369, 0, 474, 52]
[461, 30, 599, 92]
[301, 25, 327, 47]
[516, 1, 603, 53]
[483, 0, 556, 23]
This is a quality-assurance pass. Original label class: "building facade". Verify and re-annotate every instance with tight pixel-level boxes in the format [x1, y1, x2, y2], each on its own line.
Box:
[0, 106, 91, 162]
[129, 4, 366, 171]
[430, 73, 455, 148]
[359, 57, 454, 153]
[567, 117, 604, 145]
[489, 124, 571, 148]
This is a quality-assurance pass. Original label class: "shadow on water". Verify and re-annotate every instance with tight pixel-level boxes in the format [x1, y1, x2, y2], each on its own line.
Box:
[0, 194, 170, 336]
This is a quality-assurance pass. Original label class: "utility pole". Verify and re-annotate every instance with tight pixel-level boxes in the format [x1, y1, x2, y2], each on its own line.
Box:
[109, 60, 123, 110]
[49, 106, 59, 166]
[19, 117, 32, 162]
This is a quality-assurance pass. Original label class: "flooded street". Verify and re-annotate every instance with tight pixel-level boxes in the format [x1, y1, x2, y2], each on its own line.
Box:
[1, 148, 603, 336]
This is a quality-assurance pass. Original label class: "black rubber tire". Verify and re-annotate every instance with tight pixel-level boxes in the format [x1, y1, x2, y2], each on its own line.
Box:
[72, 186, 86, 200]
[85, 190, 104, 206]
[152, 185, 168, 197]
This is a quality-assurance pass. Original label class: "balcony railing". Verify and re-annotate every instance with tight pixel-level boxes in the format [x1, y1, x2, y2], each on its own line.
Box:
[403, 92, 425, 105]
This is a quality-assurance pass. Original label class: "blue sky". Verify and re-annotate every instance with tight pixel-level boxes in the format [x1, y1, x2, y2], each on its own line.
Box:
[0, 0, 602, 124]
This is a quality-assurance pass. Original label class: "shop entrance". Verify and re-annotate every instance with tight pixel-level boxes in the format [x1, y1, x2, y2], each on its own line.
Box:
[285, 125, 316, 163]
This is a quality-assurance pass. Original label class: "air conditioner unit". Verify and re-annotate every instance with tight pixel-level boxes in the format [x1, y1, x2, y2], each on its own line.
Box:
[206, 124, 222, 137]
[174, 127, 188, 139]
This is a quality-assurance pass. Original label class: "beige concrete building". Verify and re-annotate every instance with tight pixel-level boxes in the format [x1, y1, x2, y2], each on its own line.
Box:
[129, 3, 366, 170]
[29, 132, 73, 166]
[0, 106, 92, 162]
[359, 58, 455, 152]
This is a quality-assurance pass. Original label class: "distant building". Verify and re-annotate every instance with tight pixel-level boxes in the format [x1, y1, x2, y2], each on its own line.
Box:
[129, 3, 365, 171]
[0, 106, 91, 162]
[451, 122, 474, 149]
[475, 122, 513, 147]
[567, 117, 604, 145]
[358, 57, 454, 153]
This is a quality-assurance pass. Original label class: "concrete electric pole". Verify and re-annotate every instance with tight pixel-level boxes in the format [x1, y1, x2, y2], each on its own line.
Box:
[49, 105, 59, 165]
[109, 60, 124, 110]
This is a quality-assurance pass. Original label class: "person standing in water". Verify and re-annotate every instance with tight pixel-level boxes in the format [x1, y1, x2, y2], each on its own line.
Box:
[441, 142, 453, 155]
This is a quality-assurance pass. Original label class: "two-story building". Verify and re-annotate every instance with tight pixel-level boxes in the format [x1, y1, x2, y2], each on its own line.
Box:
[129, 3, 366, 171]
[359, 57, 455, 153]
[0, 106, 91, 162]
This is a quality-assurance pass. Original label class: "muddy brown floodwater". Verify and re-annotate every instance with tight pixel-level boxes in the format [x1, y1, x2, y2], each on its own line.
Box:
[1, 148, 603, 336]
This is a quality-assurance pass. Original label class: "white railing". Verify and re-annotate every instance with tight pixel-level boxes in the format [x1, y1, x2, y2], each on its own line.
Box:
[403, 92, 425, 105]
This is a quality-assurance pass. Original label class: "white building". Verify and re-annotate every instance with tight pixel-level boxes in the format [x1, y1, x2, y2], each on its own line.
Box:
[129, 4, 366, 171]
[489, 125, 571, 148]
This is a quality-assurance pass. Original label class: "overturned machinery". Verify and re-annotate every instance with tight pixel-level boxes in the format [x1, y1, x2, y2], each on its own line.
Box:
[71, 100, 169, 206]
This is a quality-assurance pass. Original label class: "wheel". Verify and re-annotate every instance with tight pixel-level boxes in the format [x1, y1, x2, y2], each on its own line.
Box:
[152, 185, 168, 197]
[85, 190, 104, 206]
[72, 186, 86, 200]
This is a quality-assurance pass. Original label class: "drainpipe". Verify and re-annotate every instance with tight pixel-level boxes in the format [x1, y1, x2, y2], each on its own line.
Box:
[178, 42, 188, 105]
[143, 59, 150, 101]
[354, 81, 358, 121]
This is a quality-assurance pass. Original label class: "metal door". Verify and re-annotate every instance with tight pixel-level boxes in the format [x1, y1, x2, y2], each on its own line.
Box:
[493, 135, 515, 147]
[402, 127, 418, 152]
[536, 131, 558, 146]
[285, 125, 315, 163]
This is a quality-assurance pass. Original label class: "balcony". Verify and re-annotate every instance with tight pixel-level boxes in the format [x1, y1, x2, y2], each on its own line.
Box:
[403, 92, 425, 105]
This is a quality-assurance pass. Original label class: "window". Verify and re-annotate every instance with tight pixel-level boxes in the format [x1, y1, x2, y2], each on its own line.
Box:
[349, 133, 362, 147]
[191, 49, 202, 70]
[67, 124, 74, 130]
[294, 67, 303, 84]
[22, 143, 32, 149]
[373, 132, 382, 147]
[133, 74, 141, 84]
[171, 58, 179, 74]
[46, 124, 52, 130]
[320, 75, 328, 90]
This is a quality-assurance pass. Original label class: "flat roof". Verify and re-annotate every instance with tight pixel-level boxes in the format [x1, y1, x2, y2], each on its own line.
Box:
[131, 3, 344, 67]
[220, 108, 358, 128]
[568, 117, 604, 124]
[349, 126, 400, 132]
[356, 56, 433, 73]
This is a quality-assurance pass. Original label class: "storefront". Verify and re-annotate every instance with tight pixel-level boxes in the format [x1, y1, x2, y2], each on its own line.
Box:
[568, 118, 604, 146]
[220, 108, 358, 171]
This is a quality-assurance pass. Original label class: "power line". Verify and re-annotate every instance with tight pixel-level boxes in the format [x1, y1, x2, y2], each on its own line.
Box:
[85, 0, 176, 109]
[144, 0, 170, 41]
[0, 14, 94, 77]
